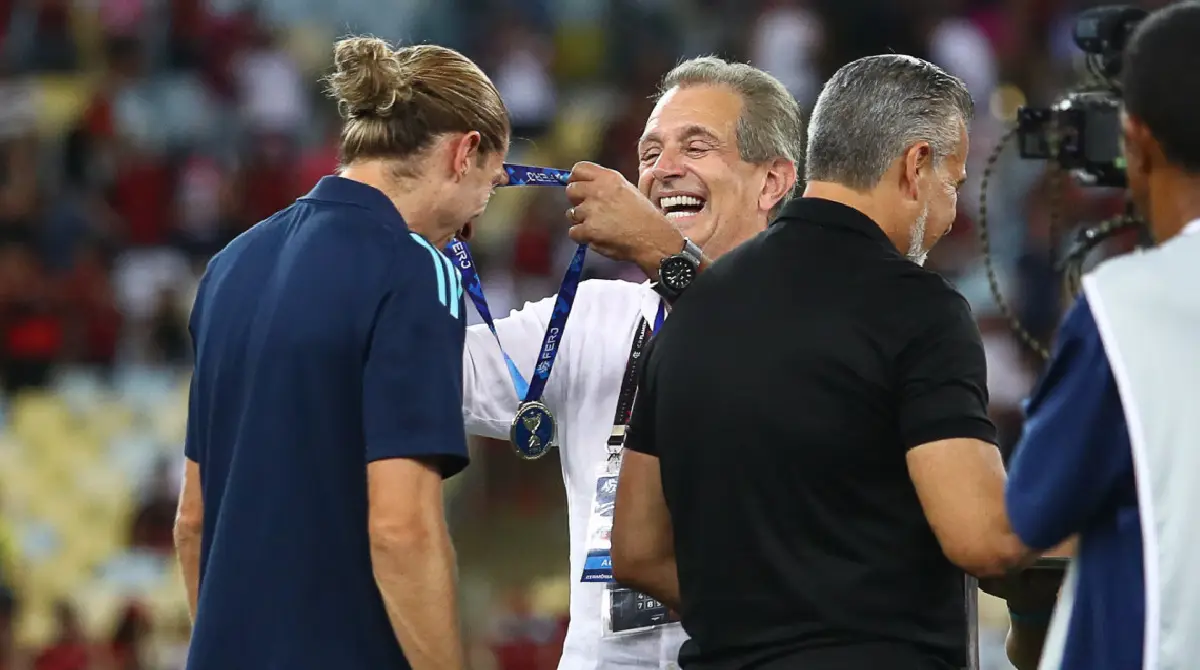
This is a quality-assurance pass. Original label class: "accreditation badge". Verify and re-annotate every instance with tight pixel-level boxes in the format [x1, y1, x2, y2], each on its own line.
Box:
[579, 460, 681, 637]
[601, 583, 680, 637]
[580, 465, 618, 583]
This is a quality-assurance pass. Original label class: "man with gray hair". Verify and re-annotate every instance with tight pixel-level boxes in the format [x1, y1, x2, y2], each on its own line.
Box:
[610, 54, 1053, 670]
[457, 56, 804, 669]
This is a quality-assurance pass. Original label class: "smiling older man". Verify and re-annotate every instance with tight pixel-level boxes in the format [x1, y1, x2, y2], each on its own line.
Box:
[458, 56, 804, 669]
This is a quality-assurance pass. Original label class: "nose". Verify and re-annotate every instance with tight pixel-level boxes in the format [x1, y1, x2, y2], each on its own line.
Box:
[651, 147, 687, 183]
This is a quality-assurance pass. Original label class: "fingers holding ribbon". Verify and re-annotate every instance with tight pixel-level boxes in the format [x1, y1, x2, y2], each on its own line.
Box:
[562, 162, 668, 262]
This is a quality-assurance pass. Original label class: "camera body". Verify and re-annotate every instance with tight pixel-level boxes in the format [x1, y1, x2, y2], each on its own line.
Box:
[1015, 5, 1147, 188]
[1017, 93, 1125, 187]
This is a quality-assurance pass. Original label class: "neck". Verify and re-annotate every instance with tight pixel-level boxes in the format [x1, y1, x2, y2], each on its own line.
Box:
[705, 214, 770, 259]
[801, 181, 904, 251]
[339, 161, 452, 244]
[1149, 172, 1200, 242]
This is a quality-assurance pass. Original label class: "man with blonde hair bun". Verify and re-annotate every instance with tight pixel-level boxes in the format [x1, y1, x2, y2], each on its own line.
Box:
[177, 36, 508, 670]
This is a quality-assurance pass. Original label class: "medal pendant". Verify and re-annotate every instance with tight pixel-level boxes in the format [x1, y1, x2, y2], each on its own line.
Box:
[510, 401, 556, 460]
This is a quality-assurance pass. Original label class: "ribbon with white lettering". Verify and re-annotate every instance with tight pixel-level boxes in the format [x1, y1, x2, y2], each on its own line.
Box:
[445, 164, 585, 459]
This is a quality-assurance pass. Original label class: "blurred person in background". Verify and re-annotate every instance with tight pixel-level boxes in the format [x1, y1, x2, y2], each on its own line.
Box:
[146, 287, 189, 366]
[176, 36, 510, 670]
[460, 56, 804, 669]
[58, 240, 122, 373]
[0, 588, 26, 670]
[5, 0, 79, 73]
[130, 457, 179, 554]
[1005, 4, 1200, 669]
[487, 16, 556, 141]
[104, 602, 150, 670]
[490, 586, 562, 670]
[32, 601, 90, 670]
[0, 244, 63, 394]
[0, 133, 38, 249]
[235, 133, 300, 227]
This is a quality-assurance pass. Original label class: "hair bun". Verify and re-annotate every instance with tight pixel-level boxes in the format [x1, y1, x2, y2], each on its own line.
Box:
[328, 36, 412, 118]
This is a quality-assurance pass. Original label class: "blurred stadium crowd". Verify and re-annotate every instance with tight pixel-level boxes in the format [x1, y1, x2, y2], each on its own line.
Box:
[0, 0, 1164, 668]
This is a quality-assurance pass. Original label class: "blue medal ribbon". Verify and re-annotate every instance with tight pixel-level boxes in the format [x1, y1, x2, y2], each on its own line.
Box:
[500, 163, 572, 188]
[445, 164, 583, 458]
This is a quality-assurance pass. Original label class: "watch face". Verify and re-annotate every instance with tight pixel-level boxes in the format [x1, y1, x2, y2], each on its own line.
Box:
[661, 255, 697, 291]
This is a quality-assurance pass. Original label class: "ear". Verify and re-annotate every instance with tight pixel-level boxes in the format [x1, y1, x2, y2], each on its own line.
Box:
[758, 157, 798, 213]
[900, 141, 933, 201]
[1122, 111, 1157, 178]
[450, 131, 483, 180]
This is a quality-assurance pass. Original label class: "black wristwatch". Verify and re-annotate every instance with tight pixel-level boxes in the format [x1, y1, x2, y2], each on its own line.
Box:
[652, 237, 703, 303]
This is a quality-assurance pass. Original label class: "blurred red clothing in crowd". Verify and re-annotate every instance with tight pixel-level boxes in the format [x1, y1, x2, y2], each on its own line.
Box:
[58, 245, 121, 365]
[111, 152, 172, 247]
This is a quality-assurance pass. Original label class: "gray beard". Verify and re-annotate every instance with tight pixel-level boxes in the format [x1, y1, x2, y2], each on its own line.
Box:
[907, 204, 929, 267]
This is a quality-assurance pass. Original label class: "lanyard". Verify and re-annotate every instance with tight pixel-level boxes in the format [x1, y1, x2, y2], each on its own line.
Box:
[447, 239, 587, 405]
[606, 301, 666, 459]
[500, 163, 571, 188]
[444, 164, 583, 444]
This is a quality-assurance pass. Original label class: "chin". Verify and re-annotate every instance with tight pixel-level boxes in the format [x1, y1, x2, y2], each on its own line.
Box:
[665, 211, 712, 245]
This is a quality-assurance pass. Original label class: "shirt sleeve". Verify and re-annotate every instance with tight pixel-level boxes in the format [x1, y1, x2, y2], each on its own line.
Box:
[363, 250, 469, 478]
[462, 295, 556, 439]
[897, 283, 998, 449]
[1005, 294, 1132, 550]
[624, 334, 659, 458]
[185, 373, 200, 462]
[184, 272, 210, 464]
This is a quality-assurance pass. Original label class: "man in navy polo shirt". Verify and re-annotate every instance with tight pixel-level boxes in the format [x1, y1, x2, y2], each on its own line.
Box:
[172, 38, 511, 670]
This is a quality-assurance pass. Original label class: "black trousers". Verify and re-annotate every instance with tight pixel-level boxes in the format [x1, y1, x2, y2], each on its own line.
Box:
[685, 641, 962, 670]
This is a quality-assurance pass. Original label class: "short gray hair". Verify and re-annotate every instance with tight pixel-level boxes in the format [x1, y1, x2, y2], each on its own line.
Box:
[806, 55, 973, 190]
[658, 56, 806, 209]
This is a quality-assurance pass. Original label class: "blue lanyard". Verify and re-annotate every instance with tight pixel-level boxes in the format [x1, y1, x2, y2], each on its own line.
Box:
[652, 301, 666, 332]
[445, 164, 583, 405]
[500, 163, 571, 188]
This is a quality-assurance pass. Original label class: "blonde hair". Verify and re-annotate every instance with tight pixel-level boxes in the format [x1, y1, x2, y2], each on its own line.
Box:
[324, 36, 510, 170]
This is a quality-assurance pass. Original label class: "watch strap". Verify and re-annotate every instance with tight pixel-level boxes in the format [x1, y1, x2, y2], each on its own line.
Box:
[680, 237, 703, 264]
[653, 237, 701, 303]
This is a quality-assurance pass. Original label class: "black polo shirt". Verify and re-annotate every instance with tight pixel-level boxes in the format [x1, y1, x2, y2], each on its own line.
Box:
[626, 197, 997, 670]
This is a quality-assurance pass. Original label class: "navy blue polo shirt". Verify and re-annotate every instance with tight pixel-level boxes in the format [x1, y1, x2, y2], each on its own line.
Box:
[184, 176, 469, 670]
[1006, 294, 1143, 670]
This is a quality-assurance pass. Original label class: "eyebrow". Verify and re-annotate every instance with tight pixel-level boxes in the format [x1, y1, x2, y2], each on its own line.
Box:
[638, 124, 721, 149]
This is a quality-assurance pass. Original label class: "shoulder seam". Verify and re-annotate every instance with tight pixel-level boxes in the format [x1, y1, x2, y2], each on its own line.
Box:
[408, 233, 462, 319]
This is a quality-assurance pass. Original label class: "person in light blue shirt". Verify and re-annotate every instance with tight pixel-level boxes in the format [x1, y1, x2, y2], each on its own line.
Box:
[1005, 4, 1200, 668]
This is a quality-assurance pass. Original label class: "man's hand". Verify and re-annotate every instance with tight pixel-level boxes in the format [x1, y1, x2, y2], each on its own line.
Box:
[981, 561, 1067, 670]
[978, 561, 1065, 613]
[564, 161, 685, 279]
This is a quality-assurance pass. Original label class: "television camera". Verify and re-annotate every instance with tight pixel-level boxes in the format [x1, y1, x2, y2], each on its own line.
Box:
[977, 5, 1152, 360]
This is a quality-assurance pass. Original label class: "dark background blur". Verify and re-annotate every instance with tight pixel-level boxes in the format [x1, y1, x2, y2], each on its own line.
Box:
[0, 0, 1169, 668]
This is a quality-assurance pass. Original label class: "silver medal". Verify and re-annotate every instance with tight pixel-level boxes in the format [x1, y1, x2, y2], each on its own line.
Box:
[510, 401, 556, 460]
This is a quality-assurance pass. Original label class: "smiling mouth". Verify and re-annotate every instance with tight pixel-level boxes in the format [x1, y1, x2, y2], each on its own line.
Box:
[658, 195, 707, 221]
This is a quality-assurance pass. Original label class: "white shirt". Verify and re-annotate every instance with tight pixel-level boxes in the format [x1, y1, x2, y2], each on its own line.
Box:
[463, 279, 687, 670]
